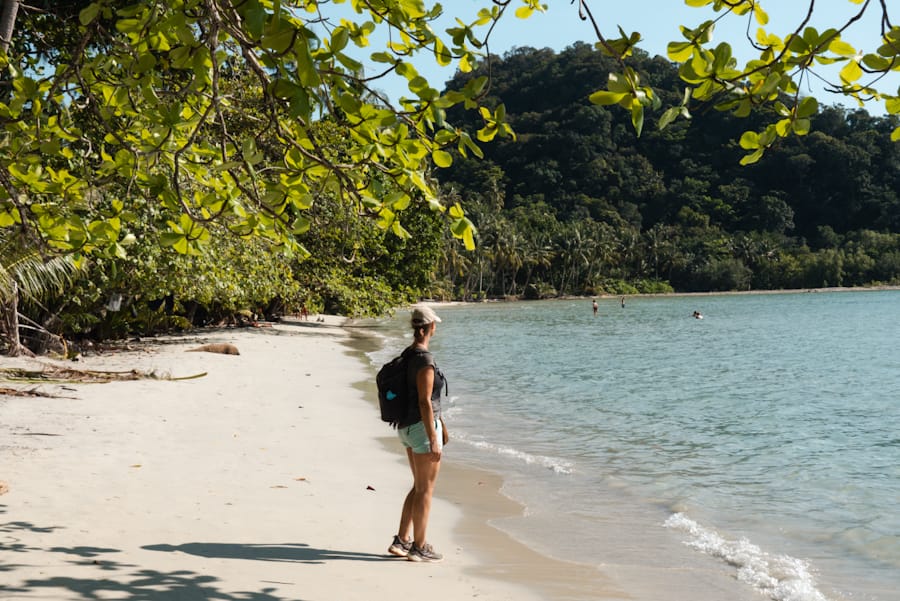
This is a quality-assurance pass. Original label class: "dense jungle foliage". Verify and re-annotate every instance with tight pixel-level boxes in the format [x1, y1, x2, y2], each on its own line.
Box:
[434, 43, 900, 299]
[1, 0, 474, 354]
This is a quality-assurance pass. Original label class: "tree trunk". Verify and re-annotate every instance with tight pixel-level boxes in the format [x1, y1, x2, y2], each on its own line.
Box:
[0, 0, 19, 53]
[2, 280, 22, 356]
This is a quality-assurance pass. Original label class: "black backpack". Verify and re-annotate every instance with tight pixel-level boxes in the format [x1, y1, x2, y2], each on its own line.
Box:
[376, 347, 417, 428]
[376, 348, 448, 428]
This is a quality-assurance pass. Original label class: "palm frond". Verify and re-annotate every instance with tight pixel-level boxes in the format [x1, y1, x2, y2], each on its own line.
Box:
[0, 232, 82, 303]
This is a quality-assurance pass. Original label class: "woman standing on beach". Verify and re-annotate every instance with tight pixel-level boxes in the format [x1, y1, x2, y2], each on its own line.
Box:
[388, 305, 447, 563]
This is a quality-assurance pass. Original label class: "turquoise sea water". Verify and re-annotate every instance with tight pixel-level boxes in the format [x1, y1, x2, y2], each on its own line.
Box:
[364, 290, 900, 601]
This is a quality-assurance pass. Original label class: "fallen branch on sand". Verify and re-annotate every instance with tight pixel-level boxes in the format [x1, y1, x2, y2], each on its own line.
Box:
[0, 364, 207, 384]
[0, 386, 66, 398]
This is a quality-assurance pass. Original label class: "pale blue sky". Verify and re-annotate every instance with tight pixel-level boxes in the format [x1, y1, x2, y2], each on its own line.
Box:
[350, 0, 896, 114]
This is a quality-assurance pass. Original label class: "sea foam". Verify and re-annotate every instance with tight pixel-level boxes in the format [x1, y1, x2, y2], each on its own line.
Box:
[457, 435, 574, 475]
[664, 513, 830, 601]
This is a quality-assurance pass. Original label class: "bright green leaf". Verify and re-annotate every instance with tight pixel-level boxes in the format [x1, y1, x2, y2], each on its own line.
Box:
[432, 149, 452, 168]
[775, 119, 791, 137]
[292, 216, 311, 234]
[740, 148, 765, 166]
[331, 27, 349, 52]
[386, 192, 410, 210]
[667, 41, 694, 62]
[462, 226, 475, 251]
[476, 125, 497, 142]
[829, 38, 856, 57]
[589, 90, 628, 106]
[739, 131, 760, 150]
[797, 96, 818, 118]
[160, 232, 185, 247]
[391, 220, 411, 239]
[885, 97, 900, 114]
[840, 60, 863, 84]
[514, 6, 534, 18]
[631, 99, 644, 137]
[792, 118, 811, 135]
[658, 106, 680, 130]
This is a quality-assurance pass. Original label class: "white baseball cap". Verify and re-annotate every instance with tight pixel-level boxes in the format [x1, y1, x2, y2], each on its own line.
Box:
[411, 305, 442, 326]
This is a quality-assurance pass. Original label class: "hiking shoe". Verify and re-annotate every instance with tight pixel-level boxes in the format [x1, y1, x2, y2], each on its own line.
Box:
[407, 543, 443, 563]
[388, 535, 413, 557]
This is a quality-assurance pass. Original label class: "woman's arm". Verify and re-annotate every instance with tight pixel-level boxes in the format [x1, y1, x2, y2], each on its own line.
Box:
[415, 366, 440, 459]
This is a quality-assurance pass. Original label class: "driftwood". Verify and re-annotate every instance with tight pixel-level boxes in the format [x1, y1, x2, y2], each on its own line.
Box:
[185, 343, 240, 355]
[0, 386, 62, 398]
[0, 364, 207, 384]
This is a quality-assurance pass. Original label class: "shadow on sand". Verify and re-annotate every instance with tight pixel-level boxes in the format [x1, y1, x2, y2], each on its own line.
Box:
[2, 515, 390, 601]
[144, 542, 387, 564]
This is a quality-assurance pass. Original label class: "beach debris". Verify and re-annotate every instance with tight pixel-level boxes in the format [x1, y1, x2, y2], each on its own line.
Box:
[0, 481, 8, 495]
[294, 477, 307, 482]
[186, 343, 240, 355]
[366, 485, 375, 491]
[271, 485, 288, 489]
[0, 363, 207, 384]
[0, 386, 61, 398]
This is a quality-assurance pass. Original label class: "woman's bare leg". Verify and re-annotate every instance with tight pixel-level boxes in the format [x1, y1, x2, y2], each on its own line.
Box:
[396, 448, 416, 541]
[410, 450, 441, 546]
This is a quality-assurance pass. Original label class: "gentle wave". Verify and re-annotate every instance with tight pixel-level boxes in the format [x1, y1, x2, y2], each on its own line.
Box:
[664, 513, 829, 601]
[363, 331, 399, 368]
[454, 434, 574, 475]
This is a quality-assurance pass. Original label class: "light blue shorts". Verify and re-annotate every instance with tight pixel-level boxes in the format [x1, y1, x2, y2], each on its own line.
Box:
[399, 419, 443, 454]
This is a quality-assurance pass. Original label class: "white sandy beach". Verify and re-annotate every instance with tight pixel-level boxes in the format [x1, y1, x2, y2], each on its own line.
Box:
[0, 319, 578, 601]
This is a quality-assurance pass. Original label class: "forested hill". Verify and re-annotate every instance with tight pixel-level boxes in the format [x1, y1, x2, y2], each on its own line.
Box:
[434, 43, 900, 298]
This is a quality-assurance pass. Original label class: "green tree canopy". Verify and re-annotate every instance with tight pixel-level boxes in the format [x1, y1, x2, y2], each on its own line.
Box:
[0, 0, 498, 260]
[1, 0, 897, 259]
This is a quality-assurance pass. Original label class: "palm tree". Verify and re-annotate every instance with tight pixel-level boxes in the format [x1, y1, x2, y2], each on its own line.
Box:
[520, 236, 553, 294]
[555, 222, 595, 295]
[645, 223, 681, 281]
[1, 233, 80, 356]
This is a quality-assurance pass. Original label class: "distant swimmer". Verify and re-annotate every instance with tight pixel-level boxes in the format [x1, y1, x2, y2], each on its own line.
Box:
[592, 299, 598, 316]
[620, 296, 625, 308]
[692, 311, 703, 319]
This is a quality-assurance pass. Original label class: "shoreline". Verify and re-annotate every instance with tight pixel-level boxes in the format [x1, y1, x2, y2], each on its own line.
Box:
[1, 321, 567, 601]
[421, 284, 900, 304]
[344, 327, 616, 601]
